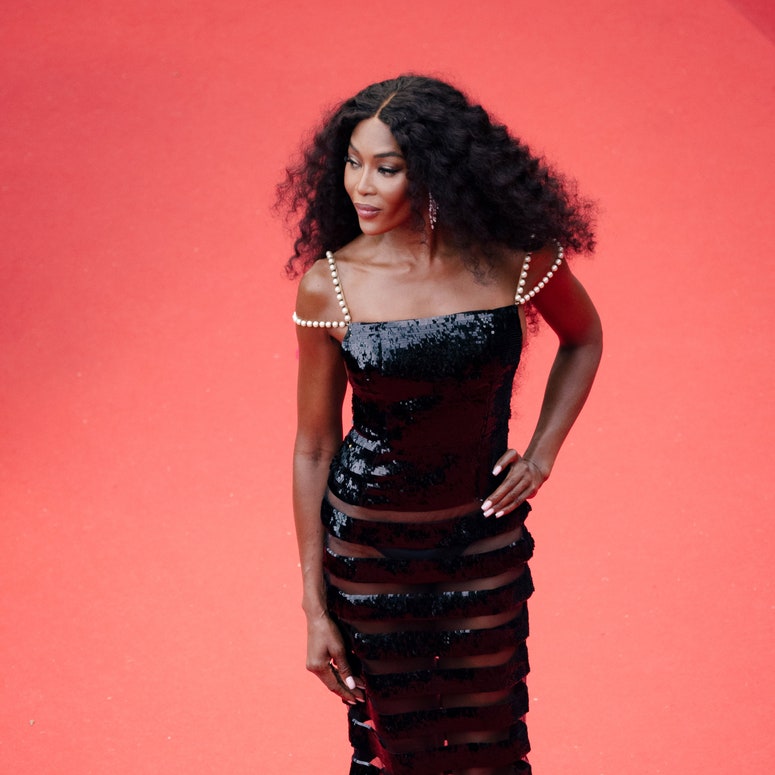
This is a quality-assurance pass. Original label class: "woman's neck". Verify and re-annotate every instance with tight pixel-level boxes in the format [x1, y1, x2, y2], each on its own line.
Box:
[361, 226, 449, 271]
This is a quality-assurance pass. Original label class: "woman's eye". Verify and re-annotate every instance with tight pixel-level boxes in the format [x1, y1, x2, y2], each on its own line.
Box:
[344, 156, 360, 168]
[379, 167, 400, 176]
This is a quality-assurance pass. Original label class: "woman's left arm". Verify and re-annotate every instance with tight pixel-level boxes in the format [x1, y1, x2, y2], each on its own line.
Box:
[482, 250, 603, 517]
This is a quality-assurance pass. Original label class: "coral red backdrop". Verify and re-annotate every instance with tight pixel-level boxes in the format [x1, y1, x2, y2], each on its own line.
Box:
[2, 1, 773, 772]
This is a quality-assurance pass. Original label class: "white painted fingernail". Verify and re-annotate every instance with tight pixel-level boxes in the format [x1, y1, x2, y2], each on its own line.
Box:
[483, 508, 494, 517]
[481, 500, 492, 511]
[492, 465, 502, 475]
[345, 676, 356, 690]
[495, 510, 505, 518]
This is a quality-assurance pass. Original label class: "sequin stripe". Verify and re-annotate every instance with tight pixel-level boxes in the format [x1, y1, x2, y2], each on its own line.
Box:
[351, 607, 530, 661]
[328, 568, 534, 623]
[322, 498, 530, 549]
[387, 725, 531, 775]
[375, 682, 529, 739]
[364, 642, 529, 701]
[349, 713, 531, 775]
[324, 530, 534, 585]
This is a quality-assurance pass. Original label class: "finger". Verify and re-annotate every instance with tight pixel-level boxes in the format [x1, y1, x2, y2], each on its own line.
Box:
[491, 492, 522, 518]
[329, 659, 366, 702]
[329, 643, 365, 701]
[490, 448, 519, 477]
[482, 450, 521, 515]
[499, 475, 542, 511]
[331, 660, 358, 693]
[482, 470, 528, 514]
[483, 468, 540, 516]
[310, 660, 353, 701]
[307, 658, 341, 694]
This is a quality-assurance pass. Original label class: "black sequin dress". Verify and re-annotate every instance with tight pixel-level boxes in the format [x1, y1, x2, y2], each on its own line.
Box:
[319, 298, 535, 775]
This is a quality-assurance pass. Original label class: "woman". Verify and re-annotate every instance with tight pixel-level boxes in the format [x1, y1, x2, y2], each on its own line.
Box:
[278, 75, 602, 775]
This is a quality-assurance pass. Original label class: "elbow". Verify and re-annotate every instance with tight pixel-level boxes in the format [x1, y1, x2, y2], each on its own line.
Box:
[588, 321, 604, 361]
[557, 316, 603, 374]
[561, 314, 603, 355]
[582, 325, 604, 370]
[582, 303, 603, 350]
[293, 434, 341, 468]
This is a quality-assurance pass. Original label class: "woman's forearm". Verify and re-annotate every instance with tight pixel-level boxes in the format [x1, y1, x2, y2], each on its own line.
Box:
[523, 337, 603, 476]
[292, 448, 336, 619]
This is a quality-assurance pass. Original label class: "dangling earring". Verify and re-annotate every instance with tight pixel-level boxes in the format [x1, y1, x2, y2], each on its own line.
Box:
[428, 193, 438, 231]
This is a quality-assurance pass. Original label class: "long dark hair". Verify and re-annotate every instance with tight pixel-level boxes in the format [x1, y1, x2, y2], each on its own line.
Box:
[276, 74, 595, 277]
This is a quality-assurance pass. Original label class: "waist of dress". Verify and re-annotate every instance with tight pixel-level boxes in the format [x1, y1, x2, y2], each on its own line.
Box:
[329, 426, 508, 511]
[321, 495, 531, 550]
[325, 489, 482, 523]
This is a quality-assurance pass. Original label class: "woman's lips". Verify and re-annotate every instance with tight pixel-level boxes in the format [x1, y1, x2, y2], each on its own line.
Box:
[354, 204, 380, 219]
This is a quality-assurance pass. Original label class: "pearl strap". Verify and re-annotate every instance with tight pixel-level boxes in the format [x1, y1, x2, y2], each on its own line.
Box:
[292, 251, 352, 328]
[293, 243, 564, 325]
[515, 241, 564, 305]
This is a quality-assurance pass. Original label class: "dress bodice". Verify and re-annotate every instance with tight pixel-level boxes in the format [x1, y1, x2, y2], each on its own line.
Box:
[328, 305, 523, 510]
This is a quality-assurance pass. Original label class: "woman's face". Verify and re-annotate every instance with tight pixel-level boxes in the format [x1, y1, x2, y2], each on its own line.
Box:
[344, 117, 412, 235]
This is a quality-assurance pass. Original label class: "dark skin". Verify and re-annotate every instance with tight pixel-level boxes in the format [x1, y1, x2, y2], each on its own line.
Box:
[291, 118, 602, 714]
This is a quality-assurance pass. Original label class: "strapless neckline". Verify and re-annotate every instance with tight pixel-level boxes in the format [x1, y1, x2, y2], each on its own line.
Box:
[343, 303, 519, 340]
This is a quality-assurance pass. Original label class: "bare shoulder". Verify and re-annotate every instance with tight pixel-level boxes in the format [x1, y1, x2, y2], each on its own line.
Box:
[295, 257, 339, 321]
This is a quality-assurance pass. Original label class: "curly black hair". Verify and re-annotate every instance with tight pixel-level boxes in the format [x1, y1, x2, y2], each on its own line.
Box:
[276, 74, 595, 277]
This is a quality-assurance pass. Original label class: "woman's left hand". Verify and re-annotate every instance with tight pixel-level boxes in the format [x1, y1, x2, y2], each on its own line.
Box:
[481, 449, 548, 517]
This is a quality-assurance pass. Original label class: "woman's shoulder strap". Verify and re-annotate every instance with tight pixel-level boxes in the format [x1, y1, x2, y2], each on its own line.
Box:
[515, 241, 564, 305]
[292, 251, 352, 329]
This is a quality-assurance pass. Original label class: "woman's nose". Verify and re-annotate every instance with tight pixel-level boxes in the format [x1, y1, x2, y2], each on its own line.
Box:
[355, 168, 375, 195]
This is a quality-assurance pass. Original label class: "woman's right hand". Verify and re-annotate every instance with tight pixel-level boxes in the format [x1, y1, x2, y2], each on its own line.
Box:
[306, 612, 365, 705]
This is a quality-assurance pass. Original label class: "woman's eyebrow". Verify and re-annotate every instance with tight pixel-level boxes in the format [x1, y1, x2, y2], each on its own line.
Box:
[348, 142, 404, 160]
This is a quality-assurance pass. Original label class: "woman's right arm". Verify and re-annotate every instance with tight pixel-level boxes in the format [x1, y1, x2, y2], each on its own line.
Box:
[292, 272, 364, 703]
